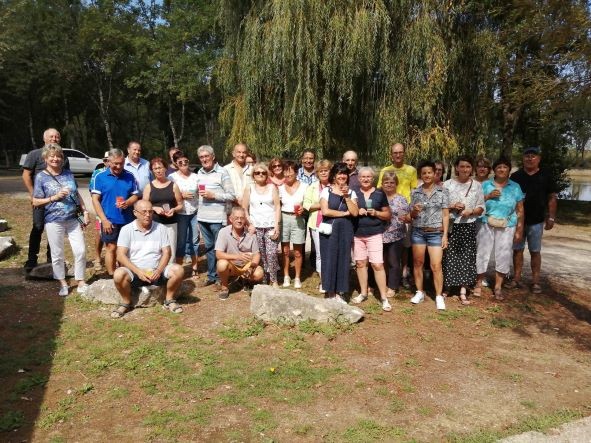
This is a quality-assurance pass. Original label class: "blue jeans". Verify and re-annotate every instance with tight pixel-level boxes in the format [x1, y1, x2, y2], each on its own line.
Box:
[411, 227, 442, 247]
[198, 221, 223, 282]
[187, 213, 201, 257]
[176, 213, 197, 258]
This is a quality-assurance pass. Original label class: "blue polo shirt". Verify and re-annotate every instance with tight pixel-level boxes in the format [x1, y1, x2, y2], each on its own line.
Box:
[91, 169, 139, 224]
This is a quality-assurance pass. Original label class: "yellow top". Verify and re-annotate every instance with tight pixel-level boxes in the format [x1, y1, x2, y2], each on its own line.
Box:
[377, 164, 418, 203]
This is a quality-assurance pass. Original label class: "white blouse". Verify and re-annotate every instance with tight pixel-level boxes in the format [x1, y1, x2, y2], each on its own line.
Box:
[443, 178, 485, 224]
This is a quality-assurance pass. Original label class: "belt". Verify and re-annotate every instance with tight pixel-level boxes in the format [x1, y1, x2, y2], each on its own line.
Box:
[281, 211, 295, 215]
[418, 227, 442, 232]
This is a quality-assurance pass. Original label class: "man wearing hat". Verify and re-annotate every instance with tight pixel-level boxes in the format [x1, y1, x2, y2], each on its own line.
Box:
[89, 152, 110, 270]
[507, 147, 558, 294]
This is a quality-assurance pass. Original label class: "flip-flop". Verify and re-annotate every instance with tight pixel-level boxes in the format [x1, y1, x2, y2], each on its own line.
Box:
[459, 288, 471, 305]
[531, 283, 542, 294]
[494, 289, 505, 301]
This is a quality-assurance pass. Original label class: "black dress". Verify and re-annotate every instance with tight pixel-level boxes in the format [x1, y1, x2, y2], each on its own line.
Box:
[320, 189, 354, 293]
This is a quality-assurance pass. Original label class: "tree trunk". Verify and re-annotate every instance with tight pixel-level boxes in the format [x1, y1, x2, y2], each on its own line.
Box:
[168, 95, 179, 148]
[28, 106, 35, 149]
[97, 85, 114, 150]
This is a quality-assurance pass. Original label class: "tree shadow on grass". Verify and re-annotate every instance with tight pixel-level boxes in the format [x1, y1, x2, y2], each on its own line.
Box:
[0, 268, 64, 442]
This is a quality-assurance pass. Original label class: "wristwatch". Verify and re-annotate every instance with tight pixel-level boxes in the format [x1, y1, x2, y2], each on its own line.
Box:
[548, 217, 555, 222]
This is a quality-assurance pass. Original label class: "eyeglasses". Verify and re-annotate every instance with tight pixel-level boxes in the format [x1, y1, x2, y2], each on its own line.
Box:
[177, 160, 189, 165]
[253, 171, 267, 176]
[134, 209, 153, 215]
[435, 168, 443, 172]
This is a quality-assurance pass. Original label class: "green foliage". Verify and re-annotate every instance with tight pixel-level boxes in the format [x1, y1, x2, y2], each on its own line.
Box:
[0, 410, 24, 432]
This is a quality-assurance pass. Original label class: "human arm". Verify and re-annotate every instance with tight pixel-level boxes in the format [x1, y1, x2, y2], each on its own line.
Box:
[22, 169, 34, 198]
[513, 200, 524, 243]
[241, 186, 256, 234]
[91, 193, 113, 234]
[272, 186, 281, 240]
[441, 208, 449, 249]
[545, 193, 557, 230]
[76, 191, 90, 226]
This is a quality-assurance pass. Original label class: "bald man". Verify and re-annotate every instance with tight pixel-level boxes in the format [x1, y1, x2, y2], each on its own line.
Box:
[22, 128, 70, 272]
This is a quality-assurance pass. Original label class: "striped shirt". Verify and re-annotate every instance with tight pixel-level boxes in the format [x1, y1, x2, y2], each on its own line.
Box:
[196, 163, 235, 223]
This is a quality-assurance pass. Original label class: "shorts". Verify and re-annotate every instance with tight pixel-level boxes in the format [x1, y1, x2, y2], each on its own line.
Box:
[100, 223, 125, 244]
[353, 234, 384, 264]
[120, 264, 173, 288]
[281, 213, 306, 244]
[513, 222, 543, 252]
[411, 227, 443, 247]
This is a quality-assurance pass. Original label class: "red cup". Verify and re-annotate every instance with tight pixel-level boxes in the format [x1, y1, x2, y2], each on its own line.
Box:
[116, 196, 124, 206]
[293, 204, 301, 214]
[198, 184, 206, 191]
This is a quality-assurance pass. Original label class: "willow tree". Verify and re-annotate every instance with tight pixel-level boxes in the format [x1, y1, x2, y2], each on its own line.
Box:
[218, 0, 466, 163]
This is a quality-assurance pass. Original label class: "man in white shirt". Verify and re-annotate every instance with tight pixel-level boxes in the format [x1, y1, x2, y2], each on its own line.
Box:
[224, 143, 249, 206]
[111, 200, 184, 318]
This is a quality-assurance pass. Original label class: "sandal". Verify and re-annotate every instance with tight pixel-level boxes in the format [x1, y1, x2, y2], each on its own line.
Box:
[459, 288, 471, 305]
[111, 303, 132, 319]
[472, 287, 482, 297]
[531, 283, 542, 294]
[504, 280, 522, 290]
[191, 267, 199, 278]
[163, 299, 183, 314]
[494, 288, 505, 301]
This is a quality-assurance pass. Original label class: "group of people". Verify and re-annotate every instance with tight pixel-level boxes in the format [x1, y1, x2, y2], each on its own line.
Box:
[22, 128, 557, 318]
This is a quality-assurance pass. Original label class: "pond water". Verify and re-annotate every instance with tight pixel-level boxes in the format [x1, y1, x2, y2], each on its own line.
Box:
[561, 176, 591, 201]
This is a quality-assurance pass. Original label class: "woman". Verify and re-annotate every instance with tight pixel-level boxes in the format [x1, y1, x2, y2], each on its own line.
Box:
[268, 158, 285, 186]
[409, 160, 450, 310]
[442, 156, 485, 304]
[278, 160, 308, 288]
[351, 167, 392, 312]
[319, 162, 359, 303]
[143, 158, 183, 262]
[242, 163, 281, 287]
[32, 144, 90, 296]
[475, 157, 524, 300]
[303, 159, 332, 293]
[381, 171, 410, 298]
[169, 151, 199, 275]
[474, 156, 492, 184]
[434, 161, 446, 184]
[166, 146, 181, 175]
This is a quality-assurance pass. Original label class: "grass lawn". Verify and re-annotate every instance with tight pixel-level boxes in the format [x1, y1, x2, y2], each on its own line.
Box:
[1, 194, 590, 442]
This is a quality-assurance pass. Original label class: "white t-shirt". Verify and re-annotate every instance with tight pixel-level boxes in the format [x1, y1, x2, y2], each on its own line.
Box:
[117, 221, 170, 270]
[169, 171, 199, 215]
[278, 182, 308, 212]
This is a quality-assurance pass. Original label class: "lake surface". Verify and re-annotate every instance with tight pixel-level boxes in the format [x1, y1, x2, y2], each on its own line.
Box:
[561, 176, 591, 201]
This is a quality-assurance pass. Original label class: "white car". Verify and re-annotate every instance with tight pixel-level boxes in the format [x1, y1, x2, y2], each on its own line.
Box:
[20, 149, 104, 175]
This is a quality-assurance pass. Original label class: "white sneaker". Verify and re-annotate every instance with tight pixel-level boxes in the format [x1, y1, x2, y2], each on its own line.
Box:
[435, 295, 446, 310]
[58, 285, 69, 297]
[293, 278, 302, 289]
[282, 276, 290, 287]
[334, 294, 348, 305]
[410, 291, 425, 304]
[351, 294, 368, 304]
[382, 299, 392, 312]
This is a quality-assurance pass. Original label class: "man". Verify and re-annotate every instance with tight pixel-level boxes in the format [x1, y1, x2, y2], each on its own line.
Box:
[342, 150, 360, 189]
[215, 207, 264, 300]
[91, 149, 139, 276]
[89, 152, 110, 271]
[224, 143, 249, 206]
[196, 145, 235, 286]
[507, 147, 558, 294]
[124, 141, 151, 196]
[377, 143, 418, 287]
[297, 149, 318, 185]
[21, 128, 70, 271]
[111, 200, 185, 318]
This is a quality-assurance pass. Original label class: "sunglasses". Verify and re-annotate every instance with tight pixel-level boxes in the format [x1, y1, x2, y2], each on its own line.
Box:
[253, 171, 267, 176]
[177, 160, 189, 165]
[271, 164, 283, 168]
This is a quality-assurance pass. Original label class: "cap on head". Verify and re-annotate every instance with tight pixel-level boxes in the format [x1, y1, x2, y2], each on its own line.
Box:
[523, 146, 541, 155]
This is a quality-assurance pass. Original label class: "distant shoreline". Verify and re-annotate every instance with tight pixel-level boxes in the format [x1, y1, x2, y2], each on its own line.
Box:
[568, 169, 591, 178]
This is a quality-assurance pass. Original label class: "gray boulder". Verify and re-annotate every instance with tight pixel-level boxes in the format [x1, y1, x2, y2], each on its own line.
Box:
[81, 278, 194, 308]
[0, 219, 8, 232]
[27, 262, 74, 279]
[0, 236, 16, 260]
[250, 285, 364, 324]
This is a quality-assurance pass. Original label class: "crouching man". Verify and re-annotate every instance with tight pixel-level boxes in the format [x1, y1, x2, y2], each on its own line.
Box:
[111, 200, 185, 318]
[215, 207, 264, 300]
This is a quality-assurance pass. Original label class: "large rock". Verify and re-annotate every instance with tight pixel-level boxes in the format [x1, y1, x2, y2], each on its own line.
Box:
[81, 278, 194, 308]
[250, 285, 364, 324]
[0, 219, 8, 232]
[27, 262, 74, 279]
[0, 236, 16, 260]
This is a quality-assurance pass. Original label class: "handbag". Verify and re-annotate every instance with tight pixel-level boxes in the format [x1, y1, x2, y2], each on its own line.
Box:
[317, 188, 347, 236]
[33, 206, 45, 231]
[487, 216, 507, 228]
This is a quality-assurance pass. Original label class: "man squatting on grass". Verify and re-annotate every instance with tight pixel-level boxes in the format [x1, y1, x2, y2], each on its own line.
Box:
[111, 200, 185, 318]
[215, 206, 264, 300]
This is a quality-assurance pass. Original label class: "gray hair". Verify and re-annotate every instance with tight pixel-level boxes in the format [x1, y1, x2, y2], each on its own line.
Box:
[197, 145, 215, 157]
[230, 206, 246, 216]
[41, 143, 64, 160]
[108, 148, 124, 159]
[381, 171, 399, 186]
[358, 166, 376, 177]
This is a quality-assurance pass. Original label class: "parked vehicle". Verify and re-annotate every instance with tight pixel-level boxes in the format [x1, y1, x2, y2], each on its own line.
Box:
[19, 149, 103, 175]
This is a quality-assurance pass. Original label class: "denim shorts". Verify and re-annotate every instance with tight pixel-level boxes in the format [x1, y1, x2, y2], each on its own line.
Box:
[100, 223, 124, 244]
[411, 227, 442, 247]
[513, 222, 543, 252]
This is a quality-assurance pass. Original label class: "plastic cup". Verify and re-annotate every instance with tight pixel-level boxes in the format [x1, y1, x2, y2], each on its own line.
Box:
[116, 196, 124, 206]
[293, 203, 301, 214]
[144, 268, 154, 277]
[366, 199, 373, 209]
[198, 184, 206, 191]
[162, 203, 170, 212]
